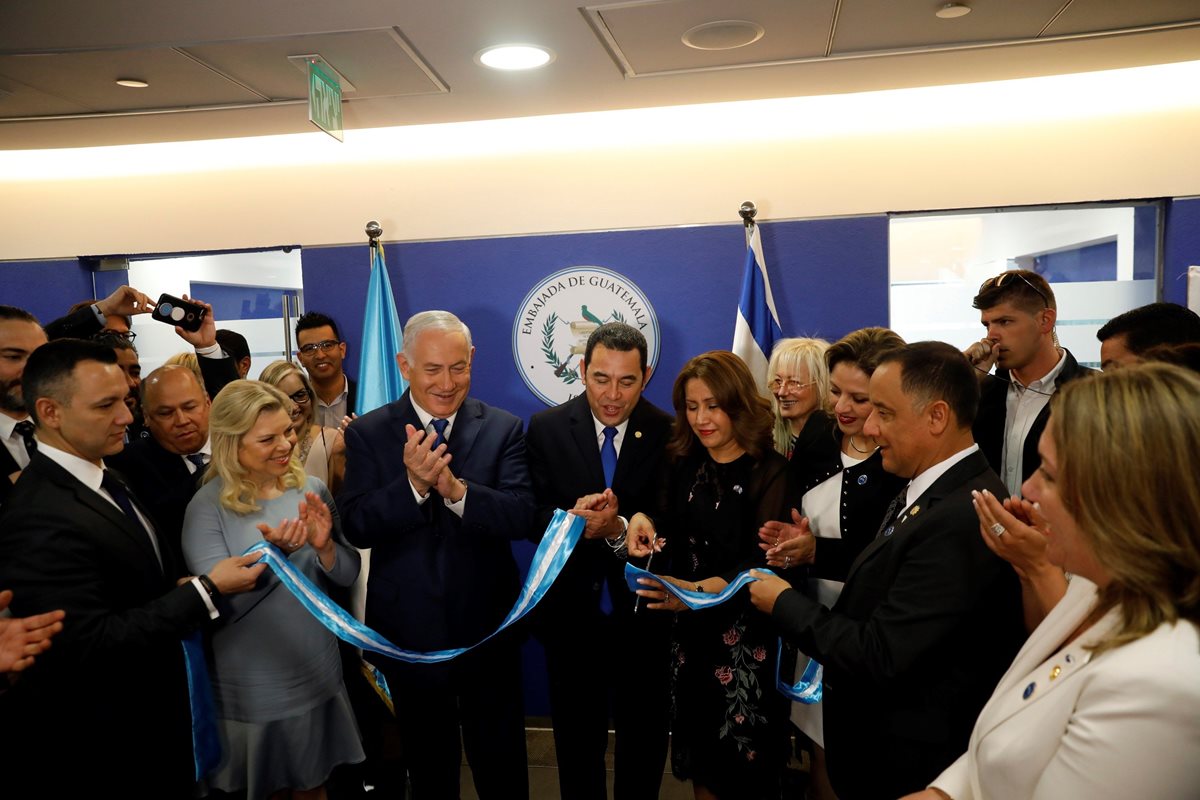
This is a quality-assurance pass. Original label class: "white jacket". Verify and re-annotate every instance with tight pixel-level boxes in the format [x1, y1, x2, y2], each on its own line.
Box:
[931, 576, 1200, 800]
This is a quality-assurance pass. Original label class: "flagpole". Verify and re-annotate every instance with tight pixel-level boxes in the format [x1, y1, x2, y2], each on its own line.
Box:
[739, 200, 757, 248]
[366, 219, 382, 256]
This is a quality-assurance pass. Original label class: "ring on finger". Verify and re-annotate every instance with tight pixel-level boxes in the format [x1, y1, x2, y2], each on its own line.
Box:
[990, 522, 1006, 537]
[784, 555, 791, 568]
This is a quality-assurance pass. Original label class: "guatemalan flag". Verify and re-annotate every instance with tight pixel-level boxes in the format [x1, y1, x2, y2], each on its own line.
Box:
[732, 223, 783, 390]
[356, 241, 408, 415]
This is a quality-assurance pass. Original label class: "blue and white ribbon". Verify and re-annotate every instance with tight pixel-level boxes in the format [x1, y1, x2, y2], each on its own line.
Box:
[623, 561, 823, 704]
[242, 508, 584, 666]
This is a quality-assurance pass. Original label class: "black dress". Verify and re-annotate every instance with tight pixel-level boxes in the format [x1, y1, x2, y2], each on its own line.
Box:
[657, 449, 790, 799]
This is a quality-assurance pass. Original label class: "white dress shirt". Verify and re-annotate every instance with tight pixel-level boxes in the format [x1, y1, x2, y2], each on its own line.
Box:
[905, 444, 980, 508]
[1002, 349, 1067, 496]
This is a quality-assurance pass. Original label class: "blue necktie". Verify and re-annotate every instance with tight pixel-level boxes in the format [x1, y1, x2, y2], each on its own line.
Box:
[185, 453, 207, 474]
[601, 426, 618, 488]
[431, 418, 449, 449]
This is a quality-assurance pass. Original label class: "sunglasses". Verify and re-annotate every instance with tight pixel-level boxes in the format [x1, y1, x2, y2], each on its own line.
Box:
[979, 271, 1050, 309]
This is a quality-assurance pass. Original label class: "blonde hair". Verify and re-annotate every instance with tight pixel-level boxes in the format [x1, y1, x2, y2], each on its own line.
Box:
[1051, 363, 1200, 652]
[766, 337, 830, 455]
[164, 351, 203, 385]
[205, 380, 306, 514]
[258, 360, 316, 429]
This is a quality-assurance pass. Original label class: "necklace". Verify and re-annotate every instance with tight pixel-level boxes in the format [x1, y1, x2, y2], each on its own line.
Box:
[297, 428, 314, 465]
[849, 434, 873, 454]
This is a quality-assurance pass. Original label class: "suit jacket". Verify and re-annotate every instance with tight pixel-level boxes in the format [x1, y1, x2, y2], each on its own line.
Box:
[107, 435, 204, 568]
[773, 449, 1026, 799]
[973, 349, 1095, 486]
[932, 577, 1200, 800]
[0, 432, 21, 504]
[337, 392, 534, 653]
[787, 411, 909, 583]
[0, 452, 213, 796]
[525, 393, 673, 624]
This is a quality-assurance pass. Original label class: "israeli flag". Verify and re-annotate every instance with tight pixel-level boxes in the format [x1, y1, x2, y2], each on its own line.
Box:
[732, 223, 783, 389]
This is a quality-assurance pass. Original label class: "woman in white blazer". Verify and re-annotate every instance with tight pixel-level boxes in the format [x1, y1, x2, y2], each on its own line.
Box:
[903, 363, 1200, 800]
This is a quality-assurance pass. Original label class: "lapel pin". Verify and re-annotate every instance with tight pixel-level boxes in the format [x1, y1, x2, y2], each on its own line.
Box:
[634, 430, 642, 438]
[1049, 665, 1062, 681]
[1023, 681, 1036, 700]
[857, 474, 868, 485]
[883, 525, 895, 537]
[909, 505, 921, 516]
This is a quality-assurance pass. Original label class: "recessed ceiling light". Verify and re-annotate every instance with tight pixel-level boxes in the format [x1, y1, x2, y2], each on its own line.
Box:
[476, 44, 554, 71]
[682, 20, 765, 51]
[115, 78, 149, 88]
[935, 3, 971, 19]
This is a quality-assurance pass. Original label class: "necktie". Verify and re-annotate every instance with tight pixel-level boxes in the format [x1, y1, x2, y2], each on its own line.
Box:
[101, 470, 146, 532]
[14, 420, 37, 457]
[102, 470, 163, 569]
[875, 488, 908, 539]
[601, 426, 618, 488]
[431, 418, 449, 449]
[185, 453, 208, 474]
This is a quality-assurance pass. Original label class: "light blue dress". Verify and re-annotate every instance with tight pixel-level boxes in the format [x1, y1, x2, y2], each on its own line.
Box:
[183, 476, 364, 798]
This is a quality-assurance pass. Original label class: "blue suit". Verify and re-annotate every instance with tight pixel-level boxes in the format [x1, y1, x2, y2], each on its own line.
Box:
[338, 391, 534, 799]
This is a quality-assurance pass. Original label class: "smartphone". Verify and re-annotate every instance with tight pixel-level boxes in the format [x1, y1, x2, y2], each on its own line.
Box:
[151, 293, 207, 332]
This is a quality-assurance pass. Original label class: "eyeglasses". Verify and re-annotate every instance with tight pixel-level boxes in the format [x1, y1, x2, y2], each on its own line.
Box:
[768, 378, 817, 394]
[288, 389, 311, 405]
[298, 339, 341, 355]
[98, 329, 137, 343]
[979, 271, 1050, 309]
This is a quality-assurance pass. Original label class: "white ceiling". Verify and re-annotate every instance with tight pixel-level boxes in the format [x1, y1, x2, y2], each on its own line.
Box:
[1, 0, 1198, 150]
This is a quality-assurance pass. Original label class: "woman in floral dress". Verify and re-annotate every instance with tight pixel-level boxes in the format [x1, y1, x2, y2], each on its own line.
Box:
[629, 350, 790, 799]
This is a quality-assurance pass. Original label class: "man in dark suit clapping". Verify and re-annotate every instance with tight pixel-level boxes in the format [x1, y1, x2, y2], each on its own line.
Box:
[338, 310, 534, 800]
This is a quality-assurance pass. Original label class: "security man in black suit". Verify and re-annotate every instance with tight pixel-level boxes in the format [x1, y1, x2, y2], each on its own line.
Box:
[525, 322, 674, 800]
[107, 364, 213, 567]
[0, 304, 47, 506]
[0, 339, 264, 797]
[749, 342, 1025, 800]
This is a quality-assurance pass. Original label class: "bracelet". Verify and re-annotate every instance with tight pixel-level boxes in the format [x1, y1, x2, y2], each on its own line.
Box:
[197, 574, 220, 598]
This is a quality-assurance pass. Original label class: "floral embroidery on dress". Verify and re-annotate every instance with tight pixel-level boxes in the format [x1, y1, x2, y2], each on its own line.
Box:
[714, 616, 768, 757]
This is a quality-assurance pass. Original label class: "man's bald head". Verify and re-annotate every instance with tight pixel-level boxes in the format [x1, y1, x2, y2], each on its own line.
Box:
[141, 365, 211, 455]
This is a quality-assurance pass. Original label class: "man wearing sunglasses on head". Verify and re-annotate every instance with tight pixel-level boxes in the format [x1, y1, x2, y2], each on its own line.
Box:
[966, 270, 1094, 498]
[296, 311, 358, 428]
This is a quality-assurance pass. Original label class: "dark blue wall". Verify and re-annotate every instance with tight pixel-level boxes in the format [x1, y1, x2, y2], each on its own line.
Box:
[0, 259, 92, 323]
[301, 216, 890, 421]
[1164, 197, 1200, 306]
[302, 216, 890, 716]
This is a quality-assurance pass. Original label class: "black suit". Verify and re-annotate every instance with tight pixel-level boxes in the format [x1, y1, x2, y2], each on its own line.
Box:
[973, 349, 1095, 488]
[525, 394, 673, 800]
[0, 452, 212, 797]
[772, 450, 1025, 799]
[338, 391, 534, 799]
[107, 436, 203, 568]
[0, 431, 23, 505]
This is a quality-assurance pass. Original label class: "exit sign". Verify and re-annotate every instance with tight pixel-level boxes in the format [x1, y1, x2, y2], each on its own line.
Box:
[308, 61, 343, 142]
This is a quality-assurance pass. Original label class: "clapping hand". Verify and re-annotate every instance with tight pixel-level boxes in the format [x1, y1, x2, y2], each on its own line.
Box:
[403, 423, 451, 495]
[759, 508, 816, 569]
[0, 590, 65, 675]
[972, 489, 1050, 580]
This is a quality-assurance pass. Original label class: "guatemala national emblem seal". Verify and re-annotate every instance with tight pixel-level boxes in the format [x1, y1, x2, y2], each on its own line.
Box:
[512, 266, 660, 406]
